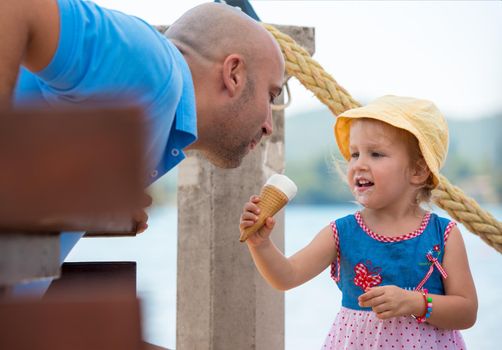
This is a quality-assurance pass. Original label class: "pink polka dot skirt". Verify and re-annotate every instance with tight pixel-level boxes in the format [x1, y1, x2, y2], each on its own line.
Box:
[322, 307, 466, 349]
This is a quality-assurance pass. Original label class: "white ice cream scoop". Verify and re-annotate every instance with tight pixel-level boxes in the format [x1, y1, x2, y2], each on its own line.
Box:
[265, 174, 298, 200]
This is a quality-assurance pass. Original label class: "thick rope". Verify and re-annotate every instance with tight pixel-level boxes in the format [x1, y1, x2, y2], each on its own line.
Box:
[263, 24, 361, 116]
[434, 176, 502, 252]
[264, 24, 502, 254]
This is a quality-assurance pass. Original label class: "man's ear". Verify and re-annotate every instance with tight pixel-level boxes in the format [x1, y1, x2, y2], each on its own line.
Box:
[410, 158, 431, 185]
[221, 54, 246, 98]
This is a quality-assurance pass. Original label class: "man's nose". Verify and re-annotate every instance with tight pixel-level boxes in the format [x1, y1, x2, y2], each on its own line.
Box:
[262, 108, 273, 136]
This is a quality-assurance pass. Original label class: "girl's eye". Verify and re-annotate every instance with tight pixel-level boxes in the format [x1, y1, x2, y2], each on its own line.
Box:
[350, 152, 359, 158]
[371, 152, 383, 157]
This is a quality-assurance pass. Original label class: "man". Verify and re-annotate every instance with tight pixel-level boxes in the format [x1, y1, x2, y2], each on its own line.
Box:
[3, 0, 284, 170]
[1, 0, 284, 294]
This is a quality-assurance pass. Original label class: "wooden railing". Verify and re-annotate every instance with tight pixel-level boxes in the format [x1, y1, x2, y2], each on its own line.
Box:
[0, 107, 149, 349]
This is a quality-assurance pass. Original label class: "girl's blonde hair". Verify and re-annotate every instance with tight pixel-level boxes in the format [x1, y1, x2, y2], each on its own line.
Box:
[393, 122, 435, 204]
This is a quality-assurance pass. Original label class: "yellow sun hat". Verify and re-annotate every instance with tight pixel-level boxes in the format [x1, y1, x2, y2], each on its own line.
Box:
[334, 95, 449, 187]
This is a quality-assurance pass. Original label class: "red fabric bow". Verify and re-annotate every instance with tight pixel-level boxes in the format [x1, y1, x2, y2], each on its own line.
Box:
[354, 262, 382, 292]
[415, 252, 448, 291]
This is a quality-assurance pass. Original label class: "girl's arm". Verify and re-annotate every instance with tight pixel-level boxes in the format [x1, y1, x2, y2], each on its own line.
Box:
[424, 226, 478, 329]
[240, 196, 336, 291]
[247, 223, 335, 290]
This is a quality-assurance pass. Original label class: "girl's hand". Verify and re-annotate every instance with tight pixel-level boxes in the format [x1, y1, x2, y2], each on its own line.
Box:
[239, 195, 276, 247]
[358, 285, 422, 319]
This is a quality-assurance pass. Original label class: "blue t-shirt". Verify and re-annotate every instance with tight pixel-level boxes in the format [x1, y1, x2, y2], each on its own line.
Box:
[14, 0, 197, 183]
[330, 212, 454, 311]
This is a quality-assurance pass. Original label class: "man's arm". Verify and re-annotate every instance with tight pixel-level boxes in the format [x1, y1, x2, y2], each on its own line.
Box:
[0, 0, 59, 105]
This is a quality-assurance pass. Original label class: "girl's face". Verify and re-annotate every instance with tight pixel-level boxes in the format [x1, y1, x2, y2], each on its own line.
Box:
[347, 119, 417, 211]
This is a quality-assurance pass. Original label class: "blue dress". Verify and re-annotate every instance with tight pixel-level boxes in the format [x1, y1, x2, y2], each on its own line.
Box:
[323, 211, 466, 349]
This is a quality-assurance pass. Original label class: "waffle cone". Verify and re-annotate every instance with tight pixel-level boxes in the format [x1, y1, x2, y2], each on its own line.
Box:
[240, 185, 289, 242]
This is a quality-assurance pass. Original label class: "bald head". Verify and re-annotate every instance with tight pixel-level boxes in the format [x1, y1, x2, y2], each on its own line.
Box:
[167, 3, 285, 168]
[166, 3, 280, 67]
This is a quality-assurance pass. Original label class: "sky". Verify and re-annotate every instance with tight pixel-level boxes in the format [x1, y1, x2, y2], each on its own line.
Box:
[94, 1, 502, 119]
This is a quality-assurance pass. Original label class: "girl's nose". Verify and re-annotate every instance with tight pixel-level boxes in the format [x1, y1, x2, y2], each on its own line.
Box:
[353, 156, 369, 170]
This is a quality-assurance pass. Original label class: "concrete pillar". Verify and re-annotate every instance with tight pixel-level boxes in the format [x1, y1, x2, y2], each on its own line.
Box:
[177, 25, 314, 349]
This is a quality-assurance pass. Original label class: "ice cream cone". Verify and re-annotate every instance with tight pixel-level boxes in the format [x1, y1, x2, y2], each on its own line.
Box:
[240, 174, 297, 242]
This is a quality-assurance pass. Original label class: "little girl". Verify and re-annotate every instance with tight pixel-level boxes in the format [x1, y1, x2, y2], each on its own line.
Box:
[240, 95, 477, 349]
